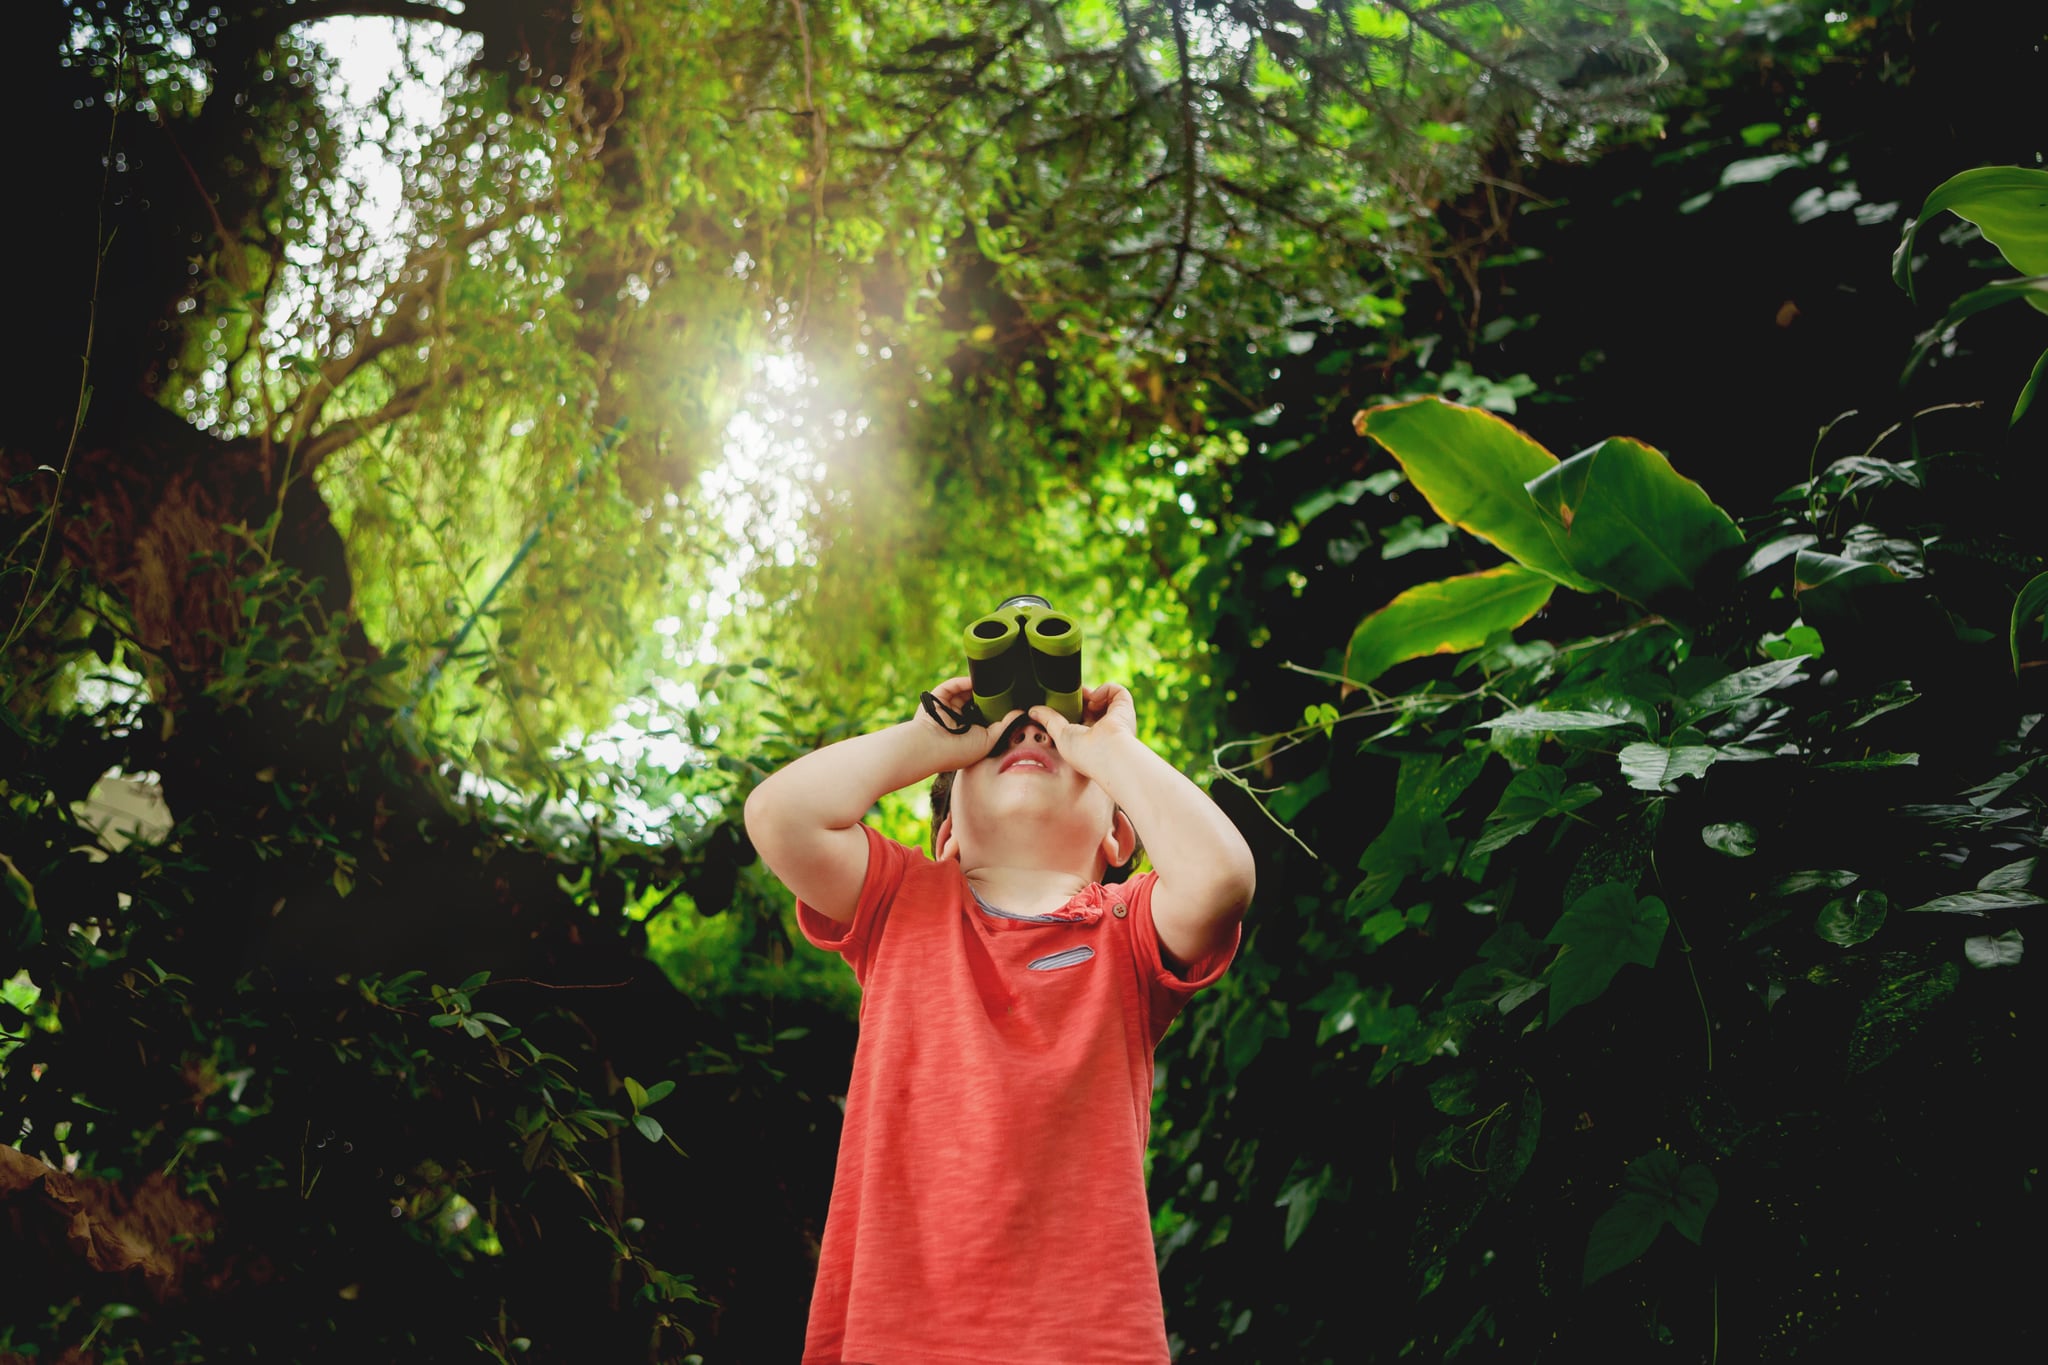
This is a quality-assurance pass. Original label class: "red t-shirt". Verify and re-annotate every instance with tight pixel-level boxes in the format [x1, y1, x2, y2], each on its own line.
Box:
[795, 825, 1238, 1365]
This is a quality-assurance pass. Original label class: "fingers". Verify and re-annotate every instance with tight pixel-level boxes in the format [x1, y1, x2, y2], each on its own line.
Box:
[1027, 704, 1071, 741]
[1083, 682, 1134, 725]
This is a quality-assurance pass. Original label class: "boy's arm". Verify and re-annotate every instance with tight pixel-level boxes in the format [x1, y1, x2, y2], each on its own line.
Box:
[743, 679, 1013, 923]
[1031, 686, 1255, 968]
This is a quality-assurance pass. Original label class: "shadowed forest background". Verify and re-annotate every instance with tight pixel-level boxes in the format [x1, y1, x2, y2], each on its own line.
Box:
[5, 1, 2045, 1360]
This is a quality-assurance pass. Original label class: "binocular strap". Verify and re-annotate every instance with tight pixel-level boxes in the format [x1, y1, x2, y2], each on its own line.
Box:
[919, 690, 973, 736]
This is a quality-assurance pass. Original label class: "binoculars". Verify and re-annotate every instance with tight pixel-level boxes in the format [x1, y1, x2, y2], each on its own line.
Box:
[963, 595, 1084, 724]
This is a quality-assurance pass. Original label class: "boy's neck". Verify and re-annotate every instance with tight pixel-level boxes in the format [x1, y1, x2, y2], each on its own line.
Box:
[963, 862, 1101, 918]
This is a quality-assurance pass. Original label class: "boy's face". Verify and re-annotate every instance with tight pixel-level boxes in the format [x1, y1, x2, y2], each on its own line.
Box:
[940, 719, 1124, 873]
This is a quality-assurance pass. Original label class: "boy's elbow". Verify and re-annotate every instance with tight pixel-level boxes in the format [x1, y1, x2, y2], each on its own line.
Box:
[741, 782, 786, 860]
[1221, 852, 1257, 918]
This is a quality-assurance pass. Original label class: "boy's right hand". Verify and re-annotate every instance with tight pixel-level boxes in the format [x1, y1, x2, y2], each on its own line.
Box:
[745, 678, 1021, 925]
[920, 676, 1023, 769]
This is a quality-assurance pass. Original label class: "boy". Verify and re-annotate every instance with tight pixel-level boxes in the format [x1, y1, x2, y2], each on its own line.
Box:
[744, 673, 1256, 1364]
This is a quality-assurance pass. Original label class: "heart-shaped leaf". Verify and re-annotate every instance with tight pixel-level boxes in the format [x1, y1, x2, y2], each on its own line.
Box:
[1816, 890, 1889, 946]
[1545, 883, 1668, 1027]
[1583, 1148, 1719, 1285]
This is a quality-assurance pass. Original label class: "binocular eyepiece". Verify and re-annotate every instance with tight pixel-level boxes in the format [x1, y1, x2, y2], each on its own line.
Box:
[962, 594, 1084, 724]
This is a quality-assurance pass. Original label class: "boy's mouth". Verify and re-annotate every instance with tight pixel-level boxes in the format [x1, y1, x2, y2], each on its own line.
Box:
[998, 751, 1057, 775]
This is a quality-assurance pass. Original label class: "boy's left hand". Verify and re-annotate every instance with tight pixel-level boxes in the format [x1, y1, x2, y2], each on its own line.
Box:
[1029, 683, 1139, 781]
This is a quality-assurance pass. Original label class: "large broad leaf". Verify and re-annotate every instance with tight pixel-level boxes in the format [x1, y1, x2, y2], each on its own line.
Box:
[1524, 437, 1744, 609]
[1583, 1148, 1719, 1285]
[1354, 399, 1599, 591]
[1545, 882, 1669, 1027]
[2012, 571, 2048, 676]
[1343, 564, 1555, 688]
[1893, 166, 2048, 302]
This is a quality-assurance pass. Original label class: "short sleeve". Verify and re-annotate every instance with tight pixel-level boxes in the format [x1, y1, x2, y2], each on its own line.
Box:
[1122, 872, 1241, 1045]
[795, 824, 917, 984]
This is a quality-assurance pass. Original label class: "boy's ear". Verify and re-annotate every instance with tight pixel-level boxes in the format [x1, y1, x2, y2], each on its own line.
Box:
[1100, 809, 1137, 871]
[933, 814, 960, 863]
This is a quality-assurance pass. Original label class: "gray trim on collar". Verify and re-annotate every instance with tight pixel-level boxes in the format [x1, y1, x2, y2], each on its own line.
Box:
[970, 886, 1077, 924]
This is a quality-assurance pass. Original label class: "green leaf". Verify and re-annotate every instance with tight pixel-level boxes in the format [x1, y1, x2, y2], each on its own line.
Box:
[1483, 1088, 1543, 1197]
[1379, 514, 1455, 560]
[1893, 166, 2048, 301]
[1344, 565, 1556, 688]
[1700, 822, 1757, 857]
[2011, 571, 2048, 676]
[1545, 883, 1669, 1027]
[1772, 869, 1859, 895]
[1275, 1164, 1334, 1251]
[1470, 766, 1601, 855]
[1791, 549, 1911, 632]
[1847, 962, 1959, 1073]
[1903, 276, 2048, 382]
[1582, 1149, 1719, 1285]
[633, 1114, 665, 1143]
[1683, 657, 1808, 717]
[1976, 857, 2036, 891]
[1428, 1071, 1479, 1116]
[1617, 741, 1719, 792]
[1476, 709, 1635, 733]
[1903, 889, 2045, 916]
[624, 1076, 649, 1111]
[1523, 437, 1744, 609]
[2016, 346, 2047, 425]
[1665, 1163, 1720, 1244]
[1354, 398, 1598, 590]
[1964, 930, 2024, 968]
[1816, 890, 1889, 946]
[1815, 752, 1919, 771]
[1584, 1192, 1667, 1286]
[640, 1079, 676, 1107]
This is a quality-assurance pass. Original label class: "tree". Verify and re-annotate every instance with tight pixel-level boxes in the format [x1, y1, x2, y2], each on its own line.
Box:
[9, 1, 1687, 759]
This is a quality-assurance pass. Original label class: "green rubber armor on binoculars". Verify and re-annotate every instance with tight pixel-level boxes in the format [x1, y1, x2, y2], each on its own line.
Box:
[962, 596, 1084, 724]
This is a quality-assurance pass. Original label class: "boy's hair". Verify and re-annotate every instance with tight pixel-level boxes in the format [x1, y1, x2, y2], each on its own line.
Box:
[929, 768, 1141, 884]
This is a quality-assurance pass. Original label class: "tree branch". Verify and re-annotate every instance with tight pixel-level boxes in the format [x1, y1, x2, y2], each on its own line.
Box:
[1141, 0, 1200, 333]
[296, 371, 457, 471]
[1375, 0, 1577, 111]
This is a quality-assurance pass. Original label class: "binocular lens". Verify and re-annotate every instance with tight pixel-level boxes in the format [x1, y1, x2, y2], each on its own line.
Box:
[962, 598, 1083, 724]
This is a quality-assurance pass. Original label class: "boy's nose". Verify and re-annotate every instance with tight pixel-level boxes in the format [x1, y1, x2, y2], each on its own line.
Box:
[1006, 721, 1050, 748]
